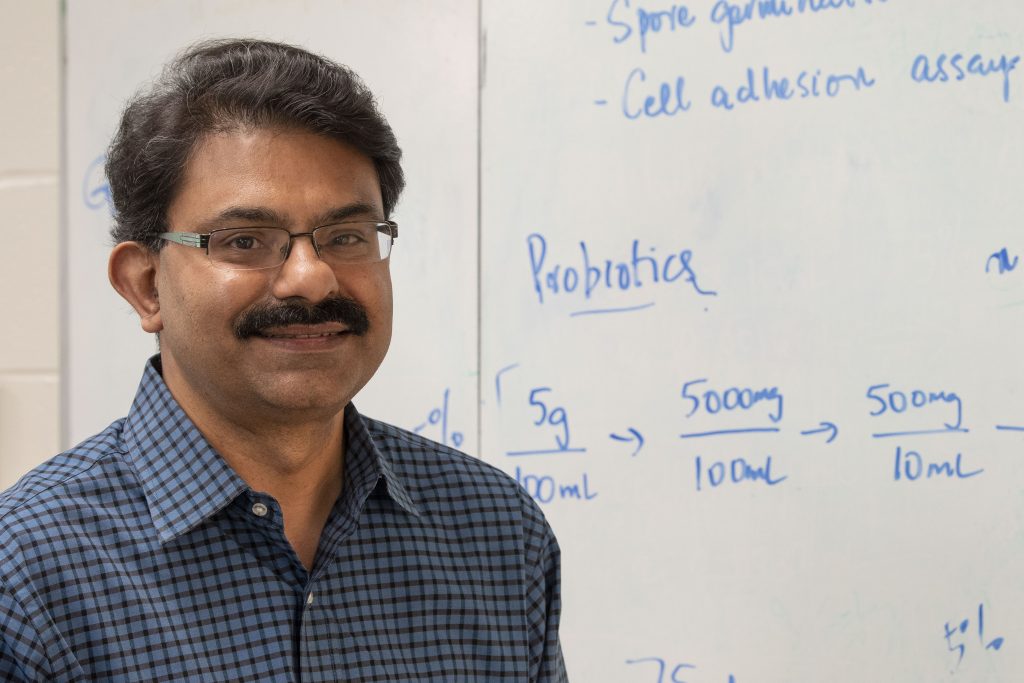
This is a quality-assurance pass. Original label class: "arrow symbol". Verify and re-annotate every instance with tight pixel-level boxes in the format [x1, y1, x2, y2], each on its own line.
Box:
[800, 421, 838, 444]
[610, 428, 645, 457]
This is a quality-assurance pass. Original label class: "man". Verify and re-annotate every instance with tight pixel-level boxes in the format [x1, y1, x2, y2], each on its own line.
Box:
[0, 39, 567, 681]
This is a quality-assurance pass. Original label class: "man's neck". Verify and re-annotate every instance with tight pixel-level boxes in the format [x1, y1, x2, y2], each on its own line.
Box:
[220, 419, 346, 572]
[160, 360, 346, 572]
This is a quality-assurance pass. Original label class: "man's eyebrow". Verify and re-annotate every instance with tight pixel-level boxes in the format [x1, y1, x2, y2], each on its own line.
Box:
[314, 202, 382, 225]
[195, 206, 288, 231]
[193, 202, 382, 232]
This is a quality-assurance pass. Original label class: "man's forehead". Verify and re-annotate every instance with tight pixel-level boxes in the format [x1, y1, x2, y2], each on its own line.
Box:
[170, 128, 385, 225]
[187, 127, 376, 168]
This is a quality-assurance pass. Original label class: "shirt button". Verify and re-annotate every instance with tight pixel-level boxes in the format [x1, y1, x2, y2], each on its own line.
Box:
[251, 502, 269, 517]
[306, 592, 315, 606]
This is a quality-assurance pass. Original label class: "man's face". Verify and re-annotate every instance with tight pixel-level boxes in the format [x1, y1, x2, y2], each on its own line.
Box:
[152, 127, 393, 422]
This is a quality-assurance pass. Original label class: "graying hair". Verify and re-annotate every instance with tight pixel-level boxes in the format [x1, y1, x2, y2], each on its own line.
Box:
[105, 38, 405, 249]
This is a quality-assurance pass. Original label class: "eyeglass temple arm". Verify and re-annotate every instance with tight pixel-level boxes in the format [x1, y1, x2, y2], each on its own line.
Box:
[158, 232, 210, 248]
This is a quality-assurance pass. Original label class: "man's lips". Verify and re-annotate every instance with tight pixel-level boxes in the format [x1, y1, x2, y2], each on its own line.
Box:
[256, 324, 349, 339]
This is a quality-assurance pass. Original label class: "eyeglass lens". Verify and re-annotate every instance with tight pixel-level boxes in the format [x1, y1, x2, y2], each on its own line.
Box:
[208, 223, 392, 269]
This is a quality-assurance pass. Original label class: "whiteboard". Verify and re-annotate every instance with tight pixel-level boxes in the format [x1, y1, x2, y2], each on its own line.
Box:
[65, 0, 479, 452]
[480, 1, 1024, 682]
[65, 1, 1024, 681]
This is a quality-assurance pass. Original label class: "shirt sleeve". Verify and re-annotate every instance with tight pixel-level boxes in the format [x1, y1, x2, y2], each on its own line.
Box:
[522, 494, 569, 683]
[0, 581, 48, 682]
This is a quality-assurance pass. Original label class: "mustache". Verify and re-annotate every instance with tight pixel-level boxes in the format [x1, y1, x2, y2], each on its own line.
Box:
[233, 297, 370, 339]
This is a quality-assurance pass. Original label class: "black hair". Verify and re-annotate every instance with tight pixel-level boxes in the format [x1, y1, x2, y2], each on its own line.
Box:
[105, 38, 404, 249]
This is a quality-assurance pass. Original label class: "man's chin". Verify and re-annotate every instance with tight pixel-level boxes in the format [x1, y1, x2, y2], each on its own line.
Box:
[249, 367, 373, 413]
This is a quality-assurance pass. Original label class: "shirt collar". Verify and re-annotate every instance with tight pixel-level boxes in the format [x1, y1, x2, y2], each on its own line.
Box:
[341, 401, 420, 519]
[123, 356, 419, 544]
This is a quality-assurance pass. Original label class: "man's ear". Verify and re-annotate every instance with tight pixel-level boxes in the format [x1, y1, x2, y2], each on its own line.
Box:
[109, 242, 163, 334]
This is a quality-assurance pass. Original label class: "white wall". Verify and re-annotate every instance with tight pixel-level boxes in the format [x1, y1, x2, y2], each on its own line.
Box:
[0, 0, 60, 489]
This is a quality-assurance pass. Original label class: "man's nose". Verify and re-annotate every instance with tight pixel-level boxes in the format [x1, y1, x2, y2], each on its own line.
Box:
[269, 234, 340, 303]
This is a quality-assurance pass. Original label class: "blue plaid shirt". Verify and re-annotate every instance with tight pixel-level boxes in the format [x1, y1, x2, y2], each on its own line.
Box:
[0, 358, 566, 681]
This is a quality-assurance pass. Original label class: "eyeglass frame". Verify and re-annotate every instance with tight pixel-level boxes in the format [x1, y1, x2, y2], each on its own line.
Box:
[157, 220, 398, 270]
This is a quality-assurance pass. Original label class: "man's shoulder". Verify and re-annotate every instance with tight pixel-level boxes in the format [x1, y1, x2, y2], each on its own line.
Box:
[0, 420, 130, 533]
[362, 416, 546, 520]
[364, 416, 520, 489]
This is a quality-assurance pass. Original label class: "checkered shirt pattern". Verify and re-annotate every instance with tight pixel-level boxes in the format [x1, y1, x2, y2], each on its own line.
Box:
[0, 358, 567, 681]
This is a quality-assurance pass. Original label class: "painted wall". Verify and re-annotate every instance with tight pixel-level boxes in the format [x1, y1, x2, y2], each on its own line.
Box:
[0, 0, 60, 489]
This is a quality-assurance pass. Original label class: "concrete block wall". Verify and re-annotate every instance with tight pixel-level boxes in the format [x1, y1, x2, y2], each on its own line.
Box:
[0, 1, 61, 489]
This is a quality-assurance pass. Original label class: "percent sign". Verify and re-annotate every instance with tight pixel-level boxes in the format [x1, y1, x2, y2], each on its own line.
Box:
[413, 388, 465, 449]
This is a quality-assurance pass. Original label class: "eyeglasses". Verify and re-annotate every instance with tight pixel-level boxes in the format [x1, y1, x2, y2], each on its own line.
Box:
[158, 221, 398, 271]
